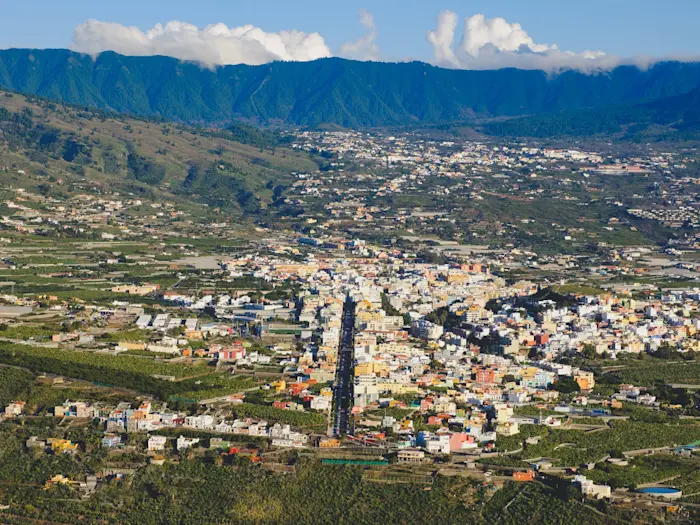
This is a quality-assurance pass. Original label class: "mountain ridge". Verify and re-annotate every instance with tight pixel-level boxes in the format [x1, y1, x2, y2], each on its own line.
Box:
[1, 49, 700, 128]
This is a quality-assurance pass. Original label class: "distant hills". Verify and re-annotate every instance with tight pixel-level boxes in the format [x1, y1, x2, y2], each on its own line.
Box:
[1, 49, 700, 132]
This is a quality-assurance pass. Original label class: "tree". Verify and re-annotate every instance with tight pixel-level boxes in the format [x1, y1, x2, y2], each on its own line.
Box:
[553, 377, 580, 394]
[581, 344, 596, 360]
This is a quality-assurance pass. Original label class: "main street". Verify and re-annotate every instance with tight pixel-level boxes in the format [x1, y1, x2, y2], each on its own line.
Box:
[332, 298, 355, 436]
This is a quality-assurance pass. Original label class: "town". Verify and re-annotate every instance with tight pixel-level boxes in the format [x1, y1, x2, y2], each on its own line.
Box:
[1, 97, 700, 524]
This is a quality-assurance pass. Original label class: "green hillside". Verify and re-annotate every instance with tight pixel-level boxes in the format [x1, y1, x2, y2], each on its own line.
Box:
[0, 49, 700, 128]
[0, 89, 317, 214]
[477, 86, 700, 139]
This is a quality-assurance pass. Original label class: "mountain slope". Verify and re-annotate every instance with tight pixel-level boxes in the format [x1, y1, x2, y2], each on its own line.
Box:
[1, 49, 700, 127]
[0, 89, 317, 214]
[477, 86, 700, 138]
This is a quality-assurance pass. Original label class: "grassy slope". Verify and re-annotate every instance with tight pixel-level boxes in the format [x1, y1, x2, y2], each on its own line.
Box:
[0, 90, 317, 212]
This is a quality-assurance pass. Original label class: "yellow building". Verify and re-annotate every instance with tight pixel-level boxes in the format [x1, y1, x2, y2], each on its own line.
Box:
[185, 330, 203, 340]
[44, 474, 74, 490]
[47, 438, 79, 454]
[519, 367, 540, 382]
[356, 299, 374, 311]
[446, 272, 470, 284]
[354, 362, 389, 376]
[574, 371, 595, 391]
[356, 310, 383, 324]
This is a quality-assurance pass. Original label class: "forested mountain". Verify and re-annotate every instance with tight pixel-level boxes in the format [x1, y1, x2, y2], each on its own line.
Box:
[1, 49, 700, 128]
[478, 86, 700, 138]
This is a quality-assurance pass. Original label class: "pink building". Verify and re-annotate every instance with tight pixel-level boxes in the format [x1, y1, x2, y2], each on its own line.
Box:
[449, 432, 476, 452]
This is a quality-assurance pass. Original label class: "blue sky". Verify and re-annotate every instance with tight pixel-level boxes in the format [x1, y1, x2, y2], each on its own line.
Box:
[2, 0, 699, 64]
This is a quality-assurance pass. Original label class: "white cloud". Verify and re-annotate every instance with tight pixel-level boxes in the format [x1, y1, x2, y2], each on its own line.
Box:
[427, 10, 458, 66]
[72, 19, 332, 67]
[427, 10, 615, 72]
[69, 12, 683, 74]
[463, 14, 552, 56]
[339, 9, 380, 61]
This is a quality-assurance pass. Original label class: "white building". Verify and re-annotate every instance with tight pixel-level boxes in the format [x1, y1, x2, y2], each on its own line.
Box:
[354, 375, 379, 407]
[411, 319, 444, 340]
[574, 475, 611, 499]
[148, 435, 167, 451]
[176, 435, 200, 451]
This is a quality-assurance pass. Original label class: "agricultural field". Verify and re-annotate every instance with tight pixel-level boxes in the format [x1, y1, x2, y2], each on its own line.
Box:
[489, 421, 700, 467]
[0, 343, 255, 402]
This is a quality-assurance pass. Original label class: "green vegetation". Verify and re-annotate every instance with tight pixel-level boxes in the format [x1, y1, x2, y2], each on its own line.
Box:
[0, 366, 135, 412]
[493, 421, 700, 467]
[586, 455, 698, 490]
[0, 448, 661, 525]
[365, 406, 415, 421]
[602, 361, 700, 386]
[173, 376, 256, 402]
[0, 324, 59, 340]
[0, 343, 255, 401]
[2, 49, 700, 129]
[0, 85, 317, 220]
[479, 86, 700, 139]
[0, 367, 33, 406]
[482, 480, 631, 524]
[229, 403, 326, 429]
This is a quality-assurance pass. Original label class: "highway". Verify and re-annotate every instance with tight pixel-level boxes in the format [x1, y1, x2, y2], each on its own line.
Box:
[332, 298, 355, 436]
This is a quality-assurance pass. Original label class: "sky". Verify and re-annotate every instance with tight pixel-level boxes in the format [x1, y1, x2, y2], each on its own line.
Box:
[1, 0, 700, 71]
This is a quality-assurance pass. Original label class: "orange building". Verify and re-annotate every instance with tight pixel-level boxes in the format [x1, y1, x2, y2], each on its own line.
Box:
[574, 371, 596, 391]
[513, 470, 536, 482]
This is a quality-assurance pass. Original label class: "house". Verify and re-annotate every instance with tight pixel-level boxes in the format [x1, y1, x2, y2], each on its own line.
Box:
[475, 368, 496, 384]
[573, 475, 611, 499]
[215, 341, 246, 361]
[310, 395, 332, 411]
[496, 420, 520, 436]
[55, 401, 99, 419]
[176, 435, 200, 451]
[398, 449, 425, 463]
[150, 455, 166, 466]
[184, 415, 214, 430]
[574, 371, 596, 391]
[148, 435, 167, 451]
[318, 438, 341, 448]
[418, 432, 450, 454]
[513, 470, 536, 482]
[47, 438, 79, 454]
[101, 434, 121, 448]
[449, 433, 477, 452]
[3, 401, 25, 417]
[111, 284, 159, 296]
[269, 423, 308, 448]
[26, 436, 46, 448]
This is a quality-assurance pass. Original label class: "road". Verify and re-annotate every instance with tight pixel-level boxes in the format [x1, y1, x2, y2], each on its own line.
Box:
[332, 298, 355, 436]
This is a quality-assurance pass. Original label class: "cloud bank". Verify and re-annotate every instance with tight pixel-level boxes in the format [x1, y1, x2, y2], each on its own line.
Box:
[70, 10, 678, 73]
[72, 19, 332, 66]
[427, 10, 618, 72]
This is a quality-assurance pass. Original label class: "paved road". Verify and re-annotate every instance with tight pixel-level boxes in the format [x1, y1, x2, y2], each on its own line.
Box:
[332, 298, 355, 436]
